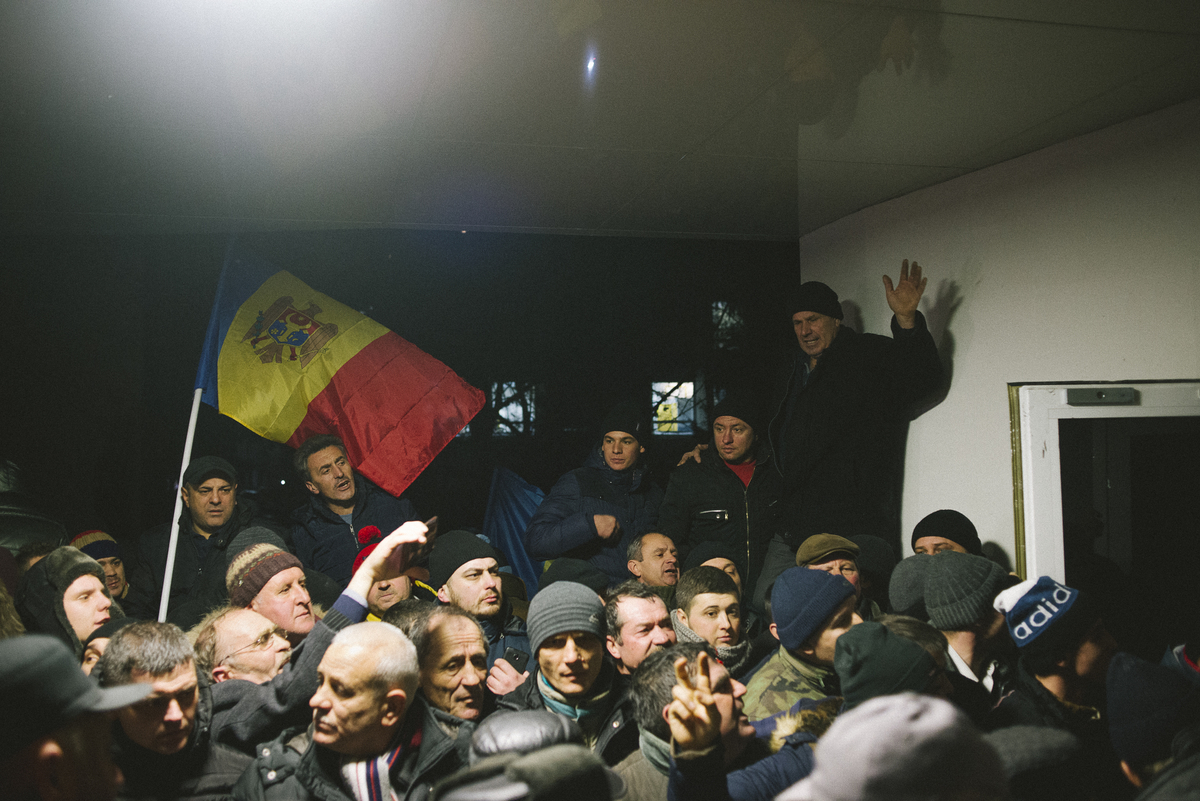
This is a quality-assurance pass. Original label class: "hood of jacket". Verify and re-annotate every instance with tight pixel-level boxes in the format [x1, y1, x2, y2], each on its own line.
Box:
[16, 545, 121, 659]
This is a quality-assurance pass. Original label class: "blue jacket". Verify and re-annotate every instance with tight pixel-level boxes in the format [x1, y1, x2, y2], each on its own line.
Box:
[480, 602, 532, 671]
[523, 450, 663, 584]
[290, 474, 418, 588]
[668, 727, 817, 801]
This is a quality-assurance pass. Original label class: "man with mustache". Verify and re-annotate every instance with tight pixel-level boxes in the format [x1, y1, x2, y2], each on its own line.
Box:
[291, 434, 421, 588]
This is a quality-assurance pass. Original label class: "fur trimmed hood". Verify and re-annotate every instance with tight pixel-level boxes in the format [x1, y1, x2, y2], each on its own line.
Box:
[767, 696, 842, 754]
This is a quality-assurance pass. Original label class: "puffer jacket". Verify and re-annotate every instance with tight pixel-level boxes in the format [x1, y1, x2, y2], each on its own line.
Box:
[524, 450, 663, 584]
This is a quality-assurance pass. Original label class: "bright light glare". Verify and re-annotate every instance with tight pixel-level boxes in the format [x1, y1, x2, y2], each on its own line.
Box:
[587, 57, 595, 72]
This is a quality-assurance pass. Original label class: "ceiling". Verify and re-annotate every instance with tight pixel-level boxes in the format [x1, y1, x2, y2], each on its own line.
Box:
[3, 1, 1199, 241]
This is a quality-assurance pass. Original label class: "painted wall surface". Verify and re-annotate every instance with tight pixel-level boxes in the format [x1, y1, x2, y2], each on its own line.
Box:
[797, 99, 1200, 562]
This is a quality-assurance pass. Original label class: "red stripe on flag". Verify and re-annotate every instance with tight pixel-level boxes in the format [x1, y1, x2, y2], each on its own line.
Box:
[286, 332, 484, 497]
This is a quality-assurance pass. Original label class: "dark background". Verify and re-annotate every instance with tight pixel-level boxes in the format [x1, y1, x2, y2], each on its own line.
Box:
[1, 229, 801, 553]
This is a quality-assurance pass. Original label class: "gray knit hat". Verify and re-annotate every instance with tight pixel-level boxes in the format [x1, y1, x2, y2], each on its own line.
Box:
[527, 582, 606, 654]
[888, 554, 932, 619]
[924, 551, 1006, 630]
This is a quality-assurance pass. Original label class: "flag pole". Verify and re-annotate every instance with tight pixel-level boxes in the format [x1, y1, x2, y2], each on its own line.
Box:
[158, 386, 203, 622]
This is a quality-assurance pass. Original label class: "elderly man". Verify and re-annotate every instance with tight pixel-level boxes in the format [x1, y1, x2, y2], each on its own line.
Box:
[125, 456, 280, 628]
[234, 622, 473, 801]
[428, 529, 531, 693]
[193, 606, 293, 684]
[226, 543, 316, 645]
[1, 635, 151, 801]
[626, 532, 679, 605]
[605, 580, 676, 675]
[661, 393, 785, 609]
[524, 403, 664, 585]
[290, 434, 421, 587]
[743, 567, 861, 720]
[413, 605, 489, 721]
[793, 533, 887, 622]
[767, 263, 943, 551]
[497, 581, 638, 766]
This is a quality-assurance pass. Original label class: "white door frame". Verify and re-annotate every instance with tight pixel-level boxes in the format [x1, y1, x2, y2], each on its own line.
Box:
[1010, 380, 1200, 580]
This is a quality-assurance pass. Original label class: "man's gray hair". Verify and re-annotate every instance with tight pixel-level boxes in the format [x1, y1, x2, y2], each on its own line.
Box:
[96, 621, 195, 687]
[331, 622, 418, 699]
[626, 532, 665, 563]
[411, 605, 486, 672]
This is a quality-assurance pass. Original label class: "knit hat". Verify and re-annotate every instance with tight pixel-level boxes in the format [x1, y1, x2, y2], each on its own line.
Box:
[994, 576, 1095, 653]
[911, 509, 983, 556]
[540, 558, 609, 595]
[226, 544, 303, 608]
[790, 281, 843, 319]
[428, 530, 504, 589]
[681, 541, 743, 577]
[834, 621, 940, 709]
[598, 401, 651, 445]
[84, 615, 138, 647]
[770, 567, 856, 651]
[849, 535, 897, 579]
[70, 530, 121, 561]
[984, 726, 1085, 799]
[778, 694, 1005, 801]
[15, 546, 118, 659]
[888, 554, 932, 619]
[0, 635, 152, 761]
[924, 551, 1007, 630]
[1107, 652, 1200, 767]
[710, 392, 764, 437]
[527, 582, 606, 655]
[795, 534, 859, 567]
[182, 455, 238, 487]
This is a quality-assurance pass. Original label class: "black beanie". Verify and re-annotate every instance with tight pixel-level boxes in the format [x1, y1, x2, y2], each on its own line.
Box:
[1107, 652, 1200, 767]
[540, 558, 609, 595]
[599, 402, 651, 445]
[429, 530, 504, 589]
[911, 510, 983, 556]
[834, 621, 940, 709]
[790, 281, 843, 319]
[682, 541, 744, 577]
[710, 392, 764, 437]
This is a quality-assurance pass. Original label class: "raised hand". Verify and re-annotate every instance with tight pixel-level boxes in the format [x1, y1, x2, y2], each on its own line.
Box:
[882, 259, 928, 328]
[667, 652, 721, 752]
[347, 520, 428, 598]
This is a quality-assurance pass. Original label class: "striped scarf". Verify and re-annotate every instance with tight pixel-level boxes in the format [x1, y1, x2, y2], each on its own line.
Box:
[338, 726, 422, 801]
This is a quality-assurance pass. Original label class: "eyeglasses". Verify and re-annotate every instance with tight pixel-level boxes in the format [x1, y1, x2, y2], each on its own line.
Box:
[216, 626, 288, 666]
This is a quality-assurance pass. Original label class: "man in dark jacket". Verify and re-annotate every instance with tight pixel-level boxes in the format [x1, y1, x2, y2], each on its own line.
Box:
[427, 529, 531, 696]
[524, 404, 663, 585]
[496, 581, 638, 767]
[767, 262, 943, 551]
[233, 621, 473, 801]
[124, 456, 281, 629]
[659, 393, 785, 608]
[290, 434, 420, 587]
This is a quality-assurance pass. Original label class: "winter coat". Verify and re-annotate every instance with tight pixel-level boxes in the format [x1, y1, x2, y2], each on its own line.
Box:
[113, 682, 253, 801]
[16, 545, 121, 660]
[1137, 722, 1200, 801]
[480, 601, 532, 672]
[524, 451, 663, 584]
[657, 445, 785, 599]
[290, 474, 418, 588]
[668, 709, 819, 801]
[233, 695, 473, 801]
[742, 646, 838, 722]
[495, 664, 638, 766]
[210, 596, 364, 754]
[124, 499, 281, 629]
[767, 313, 942, 542]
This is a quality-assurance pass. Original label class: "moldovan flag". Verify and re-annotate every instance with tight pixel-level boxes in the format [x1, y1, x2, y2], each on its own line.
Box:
[195, 247, 485, 497]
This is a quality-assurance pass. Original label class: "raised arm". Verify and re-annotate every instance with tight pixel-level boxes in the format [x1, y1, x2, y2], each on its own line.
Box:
[882, 258, 928, 329]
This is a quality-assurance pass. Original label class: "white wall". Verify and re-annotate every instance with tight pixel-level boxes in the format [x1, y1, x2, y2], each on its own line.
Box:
[797, 99, 1200, 563]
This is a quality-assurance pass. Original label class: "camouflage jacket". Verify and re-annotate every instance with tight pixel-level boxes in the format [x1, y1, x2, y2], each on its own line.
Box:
[743, 646, 838, 721]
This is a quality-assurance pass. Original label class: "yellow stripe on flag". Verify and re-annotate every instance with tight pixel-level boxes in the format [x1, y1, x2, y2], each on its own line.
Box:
[216, 271, 388, 442]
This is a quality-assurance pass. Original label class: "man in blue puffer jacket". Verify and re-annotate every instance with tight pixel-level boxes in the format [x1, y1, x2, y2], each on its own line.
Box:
[524, 403, 663, 586]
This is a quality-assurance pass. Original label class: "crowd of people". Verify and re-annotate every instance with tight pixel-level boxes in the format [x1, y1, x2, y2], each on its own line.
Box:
[2, 263, 1198, 801]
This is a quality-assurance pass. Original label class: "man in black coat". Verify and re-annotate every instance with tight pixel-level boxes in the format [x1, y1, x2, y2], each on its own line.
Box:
[124, 456, 283, 629]
[658, 393, 785, 607]
[762, 261, 943, 582]
[290, 434, 420, 588]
